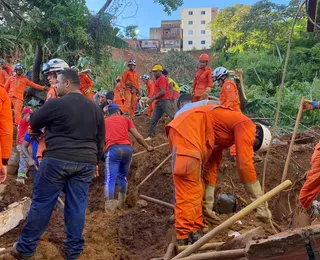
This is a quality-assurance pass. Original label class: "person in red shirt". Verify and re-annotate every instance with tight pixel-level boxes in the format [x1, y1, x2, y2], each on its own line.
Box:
[104, 104, 153, 213]
[0, 60, 9, 88]
[140, 74, 156, 116]
[145, 64, 174, 141]
[4, 63, 47, 125]
[121, 59, 140, 117]
[16, 107, 33, 184]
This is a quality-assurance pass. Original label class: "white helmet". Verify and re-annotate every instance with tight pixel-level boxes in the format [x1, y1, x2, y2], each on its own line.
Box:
[213, 67, 228, 81]
[42, 58, 69, 74]
[255, 123, 272, 152]
[128, 59, 136, 66]
[140, 74, 150, 80]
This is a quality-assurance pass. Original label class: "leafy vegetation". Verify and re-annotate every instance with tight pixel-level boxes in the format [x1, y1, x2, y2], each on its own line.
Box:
[210, 0, 320, 131]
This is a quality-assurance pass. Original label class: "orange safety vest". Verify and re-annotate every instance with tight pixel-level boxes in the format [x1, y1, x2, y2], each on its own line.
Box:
[220, 79, 241, 112]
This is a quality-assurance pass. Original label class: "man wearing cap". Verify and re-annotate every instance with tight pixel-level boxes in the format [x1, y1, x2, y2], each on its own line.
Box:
[104, 104, 153, 212]
[145, 64, 174, 141]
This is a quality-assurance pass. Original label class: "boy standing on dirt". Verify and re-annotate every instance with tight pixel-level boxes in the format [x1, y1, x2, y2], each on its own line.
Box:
[104, 104, 153, 212]
[12, 69, 105, 260]
[16, 107, 33, 184]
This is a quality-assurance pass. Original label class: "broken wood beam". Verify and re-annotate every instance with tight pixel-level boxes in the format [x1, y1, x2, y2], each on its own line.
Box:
[0, 197, 31, 236]
[178, 242, 224, 253]
[172, 180, 292, 259]
[178, 249, 246, 260]
[218, 227, 264, 251]
[139, 195, 174, 209]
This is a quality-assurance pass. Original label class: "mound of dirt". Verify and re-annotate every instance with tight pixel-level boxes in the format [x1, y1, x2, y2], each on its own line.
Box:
[0, 115, 319, 260]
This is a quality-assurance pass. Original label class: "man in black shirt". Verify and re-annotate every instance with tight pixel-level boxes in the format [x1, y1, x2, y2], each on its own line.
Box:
[12, 69, 105, 260]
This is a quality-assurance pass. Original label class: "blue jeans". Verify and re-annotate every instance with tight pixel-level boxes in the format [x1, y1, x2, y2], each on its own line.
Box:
[16, 157, 95, 260]
[104, 145, 132, 199]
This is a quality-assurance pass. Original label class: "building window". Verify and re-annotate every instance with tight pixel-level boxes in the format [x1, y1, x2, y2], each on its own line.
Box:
[172, 28, 179, 34]
[188, 30, 193, 35]
[188, 21, 193, 25]
[188, 11, 193, 15]
[188, 41, 193, 45]
[201, 20, 206, 25]
[201, 40, 206, 44]
[201, 11, 206, 15]
[201, 30, 206, 35]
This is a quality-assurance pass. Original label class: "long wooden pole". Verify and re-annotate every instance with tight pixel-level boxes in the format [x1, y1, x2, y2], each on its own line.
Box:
[136, 153, 172, 189]
[164, 242, 176, 260]
[172, 180, 292, 259]
[280, 96, 305, 183]
[132, 143, 169, 158]
[178, 249, 246, 260]
[139, 195, 174, 209]
[178, 242, 224, 253]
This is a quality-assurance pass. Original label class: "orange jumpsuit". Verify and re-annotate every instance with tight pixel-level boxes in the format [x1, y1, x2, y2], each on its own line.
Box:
[0, 87, 13, 167]
[0, 68, 8, 88]
[4, 75, 44, 124]
[121, 70, 140, 117]
[299, 141, 320, 208]
[146, 80, 156, 116]
[220, 79, 241, 157]
[46, 85, 58, 100]
[79, 73, 94, 100]
[166, 106, 214, 239]
[192, 66, 213, 102]
[114, 82, 125, 111]
[203, 107, 257, 186]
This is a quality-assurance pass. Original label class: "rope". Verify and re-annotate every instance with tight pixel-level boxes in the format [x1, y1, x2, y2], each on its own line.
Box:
[262, 1, 306, 193]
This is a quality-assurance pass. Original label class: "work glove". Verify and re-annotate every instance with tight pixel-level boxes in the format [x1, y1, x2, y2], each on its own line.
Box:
[200, 92, 209, 100]
[44, 86, 50, 91]
[190, 88, 194, 95]
[206, 87, 212, 94]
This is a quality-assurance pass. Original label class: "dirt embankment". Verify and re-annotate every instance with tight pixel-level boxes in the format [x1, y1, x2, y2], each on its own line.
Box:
[0, 116, 319, 259]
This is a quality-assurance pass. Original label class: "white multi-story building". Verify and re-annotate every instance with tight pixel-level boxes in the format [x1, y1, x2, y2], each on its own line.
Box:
[181, 7, 218, 51]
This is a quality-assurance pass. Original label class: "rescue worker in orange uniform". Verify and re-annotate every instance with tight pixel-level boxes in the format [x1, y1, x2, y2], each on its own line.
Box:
[79, 70, 94, 100]
[166, 94, 272, 245]
[0, 60, 9, 88]
[4, 64, 46, 125]
[114, 76, 125, 111]
[121, 59, 140, 117]
[141, 74, 155, 116]
[213, 66, 241, 159]
[43, 59, 70, 100]
[299, 100, 320, 208]
[0, 59, 13, 76]
[191, 53, 214, 102]
[0, 86, 13, 183]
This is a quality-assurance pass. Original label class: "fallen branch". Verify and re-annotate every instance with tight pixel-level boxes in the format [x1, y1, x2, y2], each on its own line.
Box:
[136, 153, 172, 189]
[178, 242, 224, 253]
[139, 195, 174, 209]
[164, 242, 176, 260]
[172, 180, 292, 259]
[178, 249, 246, 260]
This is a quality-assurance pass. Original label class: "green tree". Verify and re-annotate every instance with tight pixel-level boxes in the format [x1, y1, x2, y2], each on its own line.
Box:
[124, 25, 139, 40]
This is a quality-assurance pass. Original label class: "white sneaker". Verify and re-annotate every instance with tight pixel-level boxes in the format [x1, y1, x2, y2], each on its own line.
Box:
[144, 137, 152, 141]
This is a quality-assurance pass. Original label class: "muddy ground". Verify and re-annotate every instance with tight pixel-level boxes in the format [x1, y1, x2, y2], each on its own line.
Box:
[0, 115, 319, 259]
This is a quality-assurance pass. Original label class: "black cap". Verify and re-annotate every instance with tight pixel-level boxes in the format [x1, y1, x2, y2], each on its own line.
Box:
[105, 91, 114, 100]
[162, 69, 168, 75]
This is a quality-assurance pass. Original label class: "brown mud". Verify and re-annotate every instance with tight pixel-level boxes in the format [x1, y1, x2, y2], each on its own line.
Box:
[0, 116, 319, 259]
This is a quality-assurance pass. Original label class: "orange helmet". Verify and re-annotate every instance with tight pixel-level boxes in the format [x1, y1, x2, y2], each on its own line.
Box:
[199, 53, 209, 62]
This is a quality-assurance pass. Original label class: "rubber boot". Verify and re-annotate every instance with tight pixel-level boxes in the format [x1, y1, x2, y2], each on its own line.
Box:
[244, 181, 272, 223]
[203, 185, 221, 224]
[105, 199, 118, 215]
[117, 192, 127, 209]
